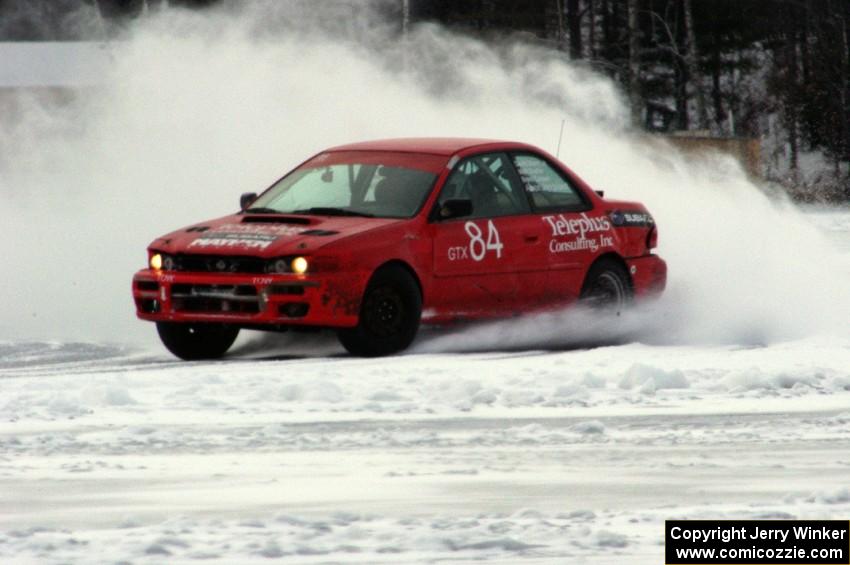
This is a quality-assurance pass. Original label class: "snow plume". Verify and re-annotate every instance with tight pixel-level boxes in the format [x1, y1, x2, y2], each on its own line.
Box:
[0, 0, 847, 346]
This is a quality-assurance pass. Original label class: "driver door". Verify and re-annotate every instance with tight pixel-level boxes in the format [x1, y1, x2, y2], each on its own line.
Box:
[431, 152, 547, 317]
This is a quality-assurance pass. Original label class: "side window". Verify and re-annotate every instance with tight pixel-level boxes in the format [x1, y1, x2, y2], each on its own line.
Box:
[436, 152, 530, 219]
[512, 154, 587, 211]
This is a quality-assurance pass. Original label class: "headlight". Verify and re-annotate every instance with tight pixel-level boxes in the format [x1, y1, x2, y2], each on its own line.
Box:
[265, 256, 310, 274]
[271, 258, 290, 274]
[149, 252, 176, 271]
[291, 256, 308, 274]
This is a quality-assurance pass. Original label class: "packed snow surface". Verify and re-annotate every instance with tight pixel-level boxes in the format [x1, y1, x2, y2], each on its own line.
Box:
[1, 212, 849, 563]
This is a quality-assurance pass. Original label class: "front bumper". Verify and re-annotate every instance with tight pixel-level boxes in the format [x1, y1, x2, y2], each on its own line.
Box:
[132, 269, 363, 328]
[626, 254, 667, 297]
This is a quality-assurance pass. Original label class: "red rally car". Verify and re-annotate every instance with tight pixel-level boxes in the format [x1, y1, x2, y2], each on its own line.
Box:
[132, 138, 666, 359]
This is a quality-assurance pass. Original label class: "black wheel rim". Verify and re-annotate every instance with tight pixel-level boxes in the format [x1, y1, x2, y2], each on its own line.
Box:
[362, 286, 405, 338]
[584, 271, 627, 311]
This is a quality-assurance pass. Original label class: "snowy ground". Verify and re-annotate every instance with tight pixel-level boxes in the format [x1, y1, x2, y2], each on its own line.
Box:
[2, 210, 850, 564]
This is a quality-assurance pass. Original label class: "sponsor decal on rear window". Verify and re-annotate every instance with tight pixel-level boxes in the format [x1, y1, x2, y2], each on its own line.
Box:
[610, 211, 654, 227]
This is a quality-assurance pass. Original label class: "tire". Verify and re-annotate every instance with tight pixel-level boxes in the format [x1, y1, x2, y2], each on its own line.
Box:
[579, 258, 632, 313]
[338, 266, 422, 357]
[156, 322, 239, 360]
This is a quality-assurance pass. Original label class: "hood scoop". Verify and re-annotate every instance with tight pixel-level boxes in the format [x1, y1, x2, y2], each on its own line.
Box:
[241, 215, 311, 225]
[301, 229, 339, 236]
[185, 226, 210, 232]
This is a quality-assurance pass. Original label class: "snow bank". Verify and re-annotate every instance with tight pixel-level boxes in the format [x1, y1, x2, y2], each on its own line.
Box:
[4, 498, 850, 564]
[2, 337, 850, 428]
[619, 364, 689, 394]
[0, 511, 637, 563]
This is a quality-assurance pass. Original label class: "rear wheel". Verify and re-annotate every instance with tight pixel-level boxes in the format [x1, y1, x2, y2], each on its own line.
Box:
[338, 266, 422, 357]
[580, 258, 632, 313]
[156, 322, 239, 360]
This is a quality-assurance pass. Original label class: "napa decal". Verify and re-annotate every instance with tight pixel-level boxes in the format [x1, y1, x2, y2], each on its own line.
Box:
[542, 213, 613, 254]
[188, 223, 306, 250]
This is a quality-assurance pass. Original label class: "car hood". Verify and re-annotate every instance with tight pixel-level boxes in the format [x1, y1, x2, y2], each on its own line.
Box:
[149, 213, 403, 257]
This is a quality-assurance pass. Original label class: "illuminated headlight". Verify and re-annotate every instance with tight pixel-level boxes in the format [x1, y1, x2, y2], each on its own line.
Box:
[149, 253, 175, 271]
[265, 256, 309, 274]
[291, 256, 308, 274]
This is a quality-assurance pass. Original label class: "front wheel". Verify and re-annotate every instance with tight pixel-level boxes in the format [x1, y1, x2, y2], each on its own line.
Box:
[338, 266, 422, 357]
[156, 322, 239, 360]
[579, 258, 632, 313]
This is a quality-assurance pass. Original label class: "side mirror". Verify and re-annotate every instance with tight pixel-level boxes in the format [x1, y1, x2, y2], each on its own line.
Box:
[240, 192, 258, 210]
[438, 199, 473, 220]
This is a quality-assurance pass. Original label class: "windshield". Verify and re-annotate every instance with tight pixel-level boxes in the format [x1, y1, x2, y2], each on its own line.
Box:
[248, 151, 442, 219]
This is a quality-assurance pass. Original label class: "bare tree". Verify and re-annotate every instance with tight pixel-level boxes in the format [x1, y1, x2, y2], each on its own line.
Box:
[567, 0, 582, 59]
[587, 0, 597, 59]
[841, 5, 850, 175]
[554, 0, 566, 51]
[682, 0, 708, 130]
[627, 0, 641, 125]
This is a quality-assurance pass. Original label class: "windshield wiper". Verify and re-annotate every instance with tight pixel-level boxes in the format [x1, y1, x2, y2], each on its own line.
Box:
[243, 207, 283, 214]
[290, 207, 374, 218]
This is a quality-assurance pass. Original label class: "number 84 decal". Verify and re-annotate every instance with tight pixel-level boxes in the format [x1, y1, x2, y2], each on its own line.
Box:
[446, 220, 503, 262]
[464, 220, 503, 261]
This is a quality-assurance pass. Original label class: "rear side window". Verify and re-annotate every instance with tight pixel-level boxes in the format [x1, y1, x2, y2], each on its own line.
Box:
[512, 153, 588, 211]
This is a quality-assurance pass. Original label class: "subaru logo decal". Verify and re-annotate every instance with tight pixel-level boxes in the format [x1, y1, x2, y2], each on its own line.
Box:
[610, 211, 625, 226]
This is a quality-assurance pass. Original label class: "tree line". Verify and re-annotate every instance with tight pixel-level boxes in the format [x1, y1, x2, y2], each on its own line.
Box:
[415, 0, 850, 200]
